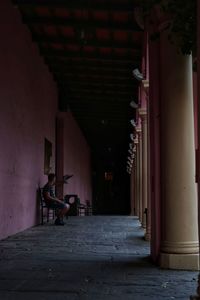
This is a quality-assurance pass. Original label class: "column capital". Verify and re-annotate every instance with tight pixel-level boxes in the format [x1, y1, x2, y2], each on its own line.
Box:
[138, 108, 147, 117]
[142, 79, 149, 91]
[135, 125, 141, 133]
[134, 136, 138, 144]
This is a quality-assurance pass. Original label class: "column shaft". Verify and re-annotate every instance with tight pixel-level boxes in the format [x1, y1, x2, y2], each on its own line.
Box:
[140, 111, 148, 228]
[135, 142, 140, 217]
[138, 131, 143, 223]
[159, 31, 199, 270]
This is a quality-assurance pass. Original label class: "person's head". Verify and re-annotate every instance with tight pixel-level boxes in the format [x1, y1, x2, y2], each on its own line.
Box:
[48, 173, 56, 185]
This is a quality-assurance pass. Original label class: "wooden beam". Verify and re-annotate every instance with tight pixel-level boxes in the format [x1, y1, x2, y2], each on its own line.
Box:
[56, 72, 134, 80]
[31, 33, 142, 50]
[62, 88, 133, 96]
[65, 82, 135, 88]
[61, 94, 134, 102]
[52, 66, 132, 77]
[22, 15, 142, 32]
[57, 82, 135, 91]
[40, 48, 141, 61]
[57, 76, 136, 85]
[13, 0, 140, 12]
[45, 57, 140, 68]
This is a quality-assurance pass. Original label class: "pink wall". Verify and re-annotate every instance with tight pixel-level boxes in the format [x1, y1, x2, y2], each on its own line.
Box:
[62, 112, 92, 205]
[0, 0, 92, 240]
[0, 0, 58, 240]
[148, 22, 161, 263]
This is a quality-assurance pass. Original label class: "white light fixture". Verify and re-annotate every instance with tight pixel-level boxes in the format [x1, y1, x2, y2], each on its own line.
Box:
[130, 119, 136, 127]
[132, 68, 144, 81]
[129, 143, 133, 149]
[130, 133, 134, 141]
[130, 100, 138, 109]
[128, 149, 133, 155]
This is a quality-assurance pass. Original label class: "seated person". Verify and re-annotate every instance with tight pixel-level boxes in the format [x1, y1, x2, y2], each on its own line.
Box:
[43, 173, 70, 225]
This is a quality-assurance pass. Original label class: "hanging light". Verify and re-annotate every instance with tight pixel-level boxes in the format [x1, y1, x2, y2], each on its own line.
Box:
[128, 149, 133, 155]
[130, 133, 134, 141]
[130, 119, 136, 127]
[132, 68, 144, 81]
[130, 100, 138, 109]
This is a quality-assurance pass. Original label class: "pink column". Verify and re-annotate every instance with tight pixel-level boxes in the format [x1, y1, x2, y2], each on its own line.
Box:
[136, 125, 143, 223]
[190, 1, 200, 298]
[140, 30, 150, 234]
[130, 168, 135, 215]
[148, 25, 161, 263]
[139, 109, 148, 228]
[56, 115, 64, 199]
[197, 0, 200, 247]
[134, 135, 140, 218]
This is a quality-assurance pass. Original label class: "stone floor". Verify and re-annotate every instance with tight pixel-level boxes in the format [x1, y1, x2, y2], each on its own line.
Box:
[0, 216, 198, 300]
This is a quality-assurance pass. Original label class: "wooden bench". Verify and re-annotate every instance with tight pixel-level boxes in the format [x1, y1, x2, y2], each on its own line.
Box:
[39, 188, 56, 225]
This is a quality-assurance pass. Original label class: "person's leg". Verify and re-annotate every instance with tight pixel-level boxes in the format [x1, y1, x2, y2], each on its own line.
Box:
[47, 203, 65, 225]
[55, 203, 70, 225]
[47, 202, 70, 225]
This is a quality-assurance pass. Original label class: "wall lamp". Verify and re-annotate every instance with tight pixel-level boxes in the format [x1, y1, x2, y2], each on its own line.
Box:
[130, 100, 138, 109]
[132, 68, 144, 81]
[128, 149, 133, 155]
[130, 133, 134, 141]
[128, 157, 133, 163]
[130, 119, 136, 127]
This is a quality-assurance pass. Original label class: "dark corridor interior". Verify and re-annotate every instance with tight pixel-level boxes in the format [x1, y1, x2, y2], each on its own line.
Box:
[12, 0, 143, 214]
[92, 152, 131, 215]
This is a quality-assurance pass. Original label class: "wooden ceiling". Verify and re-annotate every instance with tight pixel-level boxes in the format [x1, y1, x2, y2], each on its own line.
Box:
[12, 0, 143, 168]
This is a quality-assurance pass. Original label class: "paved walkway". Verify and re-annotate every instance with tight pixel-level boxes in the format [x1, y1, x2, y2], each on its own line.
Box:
[0, 216, 198, 299]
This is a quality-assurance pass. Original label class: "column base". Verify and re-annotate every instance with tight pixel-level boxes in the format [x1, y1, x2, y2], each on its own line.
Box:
[145, 231, 151, 241]
[142, 220, 146, 229]
[160, 253, 199, 271]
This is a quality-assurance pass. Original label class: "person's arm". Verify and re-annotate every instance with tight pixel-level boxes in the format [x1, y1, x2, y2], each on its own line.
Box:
[43, 191, 63, 203]
[53, 180, 65, 186]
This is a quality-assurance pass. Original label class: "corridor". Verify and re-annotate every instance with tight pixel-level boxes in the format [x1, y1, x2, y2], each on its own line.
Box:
[0, 216, 198, 300]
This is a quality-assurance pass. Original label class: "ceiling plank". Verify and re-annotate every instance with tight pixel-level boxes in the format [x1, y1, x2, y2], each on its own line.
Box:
[31, 33, 142, 50]
[57, 76, 137, 84]
[13, 0, 140, 12]
[45, 57, 140, 68]
[64, 95, 134, 102]
[61, 82, 135, 89]
[39, 48, 141, 61]
[22, 15, 142, 32]
[64, 88, 134, 95]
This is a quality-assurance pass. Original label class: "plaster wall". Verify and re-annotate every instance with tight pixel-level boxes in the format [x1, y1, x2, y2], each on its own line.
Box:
[0, 0, 92, 239]
[63, 112, 92, 205]
[0, 0, 58, 239]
